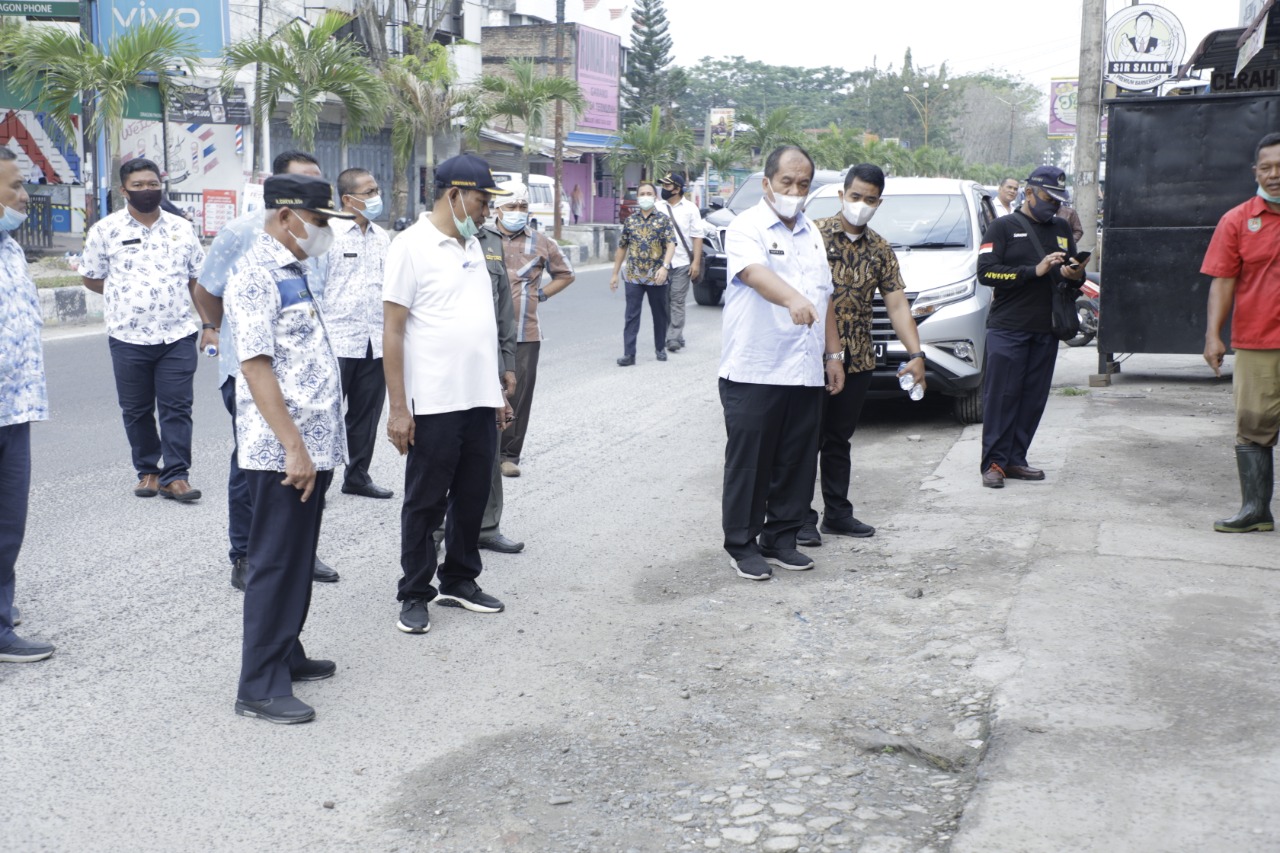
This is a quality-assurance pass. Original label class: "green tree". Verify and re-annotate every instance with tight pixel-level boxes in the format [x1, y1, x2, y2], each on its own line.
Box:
[382, 34, 455, 218]
[610, 105, 694, 182]
[474, 57, 586, 187]
[736, 107, 802, 167]
[810, 125, 868, 171]
[2, 19, 198, 206]
[622, 0, 686, 127]
[222, 11, 387, 168]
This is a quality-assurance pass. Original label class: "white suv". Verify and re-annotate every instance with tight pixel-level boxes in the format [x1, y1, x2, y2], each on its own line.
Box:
[804, 177, 996, 423]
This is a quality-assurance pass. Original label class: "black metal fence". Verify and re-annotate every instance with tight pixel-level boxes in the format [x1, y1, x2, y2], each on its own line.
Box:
[16, 195, 52, 249]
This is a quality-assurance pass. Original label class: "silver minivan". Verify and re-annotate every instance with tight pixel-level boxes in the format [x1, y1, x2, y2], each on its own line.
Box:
[804, 177, 996, 423]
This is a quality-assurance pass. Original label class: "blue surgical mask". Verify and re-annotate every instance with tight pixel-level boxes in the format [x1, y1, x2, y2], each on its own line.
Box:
[451, 191, 479, 240]
[360, 194, 383, 220]
[1258, 185, 1280, 204]
[638, 196, 656, 211]
[501, 211, 528, 232]
[0, 203, 27, 232]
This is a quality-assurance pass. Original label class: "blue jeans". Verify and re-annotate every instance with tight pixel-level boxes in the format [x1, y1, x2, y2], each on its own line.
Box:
[0, 422, 32, 646]
[108, 334, 197, 485]
[221, 377, 252, 565]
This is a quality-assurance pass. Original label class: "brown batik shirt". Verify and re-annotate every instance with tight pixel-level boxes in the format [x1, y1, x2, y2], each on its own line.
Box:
[816, 215, 906, 373]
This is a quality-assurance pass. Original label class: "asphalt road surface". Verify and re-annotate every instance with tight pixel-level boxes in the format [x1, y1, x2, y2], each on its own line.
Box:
[6, 266, 969, 851]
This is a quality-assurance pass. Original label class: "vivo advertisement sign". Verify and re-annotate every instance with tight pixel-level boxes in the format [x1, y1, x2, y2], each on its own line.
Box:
[103, 0, 230, 59]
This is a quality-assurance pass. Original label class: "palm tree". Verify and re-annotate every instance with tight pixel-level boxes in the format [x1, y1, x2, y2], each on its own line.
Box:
[736, 107, 802, 167]
[610, 105, 694, 183]
[474, 58, 586, 187]
[382, 39, 456, 219]
[865, 139, 915, 177]
[3, 19, 198, 207]
[222, 11, 387, 169]
[810, 125, 868, 172]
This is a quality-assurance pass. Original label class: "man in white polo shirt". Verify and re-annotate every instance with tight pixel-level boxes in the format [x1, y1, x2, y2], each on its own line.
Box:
[720, 145, 844, 582]
[384, 154, 513, 634]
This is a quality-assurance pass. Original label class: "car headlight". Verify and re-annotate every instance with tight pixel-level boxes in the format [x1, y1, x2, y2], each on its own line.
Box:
[911, 277, 976, 318]
[701, 226, 722, 253]
[932, 339, 977, 364]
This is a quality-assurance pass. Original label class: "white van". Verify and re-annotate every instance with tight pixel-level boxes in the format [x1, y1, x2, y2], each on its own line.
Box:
[492, 172, 572, 231]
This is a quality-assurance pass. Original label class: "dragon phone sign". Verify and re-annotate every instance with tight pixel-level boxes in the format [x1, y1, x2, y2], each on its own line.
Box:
[1105, 4, 1186, 91]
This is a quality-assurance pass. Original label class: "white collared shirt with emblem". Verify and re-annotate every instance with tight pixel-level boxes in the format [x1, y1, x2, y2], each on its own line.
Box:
[225, 233, 346, 472]
[79, 208, 205, 345]
[383, 215, 504, 415]
[319, 217, 390, 359]
[658, 196, 705, 268]
[719, 199, 833, 387]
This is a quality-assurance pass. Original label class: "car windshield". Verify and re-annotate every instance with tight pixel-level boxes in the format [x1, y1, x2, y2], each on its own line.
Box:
[803, 194, 973, 248]
[728, 179, 765, 213]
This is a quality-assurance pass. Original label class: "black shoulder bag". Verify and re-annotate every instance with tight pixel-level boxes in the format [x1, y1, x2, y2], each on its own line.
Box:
[665, 203, 704, 284]
[1012, 212, 1081, 342]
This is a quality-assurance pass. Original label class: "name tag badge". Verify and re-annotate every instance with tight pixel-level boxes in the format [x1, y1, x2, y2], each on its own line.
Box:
[768, 248, 785, 255]
[343, 252, 358, 258]
[122, 238, 142, 246]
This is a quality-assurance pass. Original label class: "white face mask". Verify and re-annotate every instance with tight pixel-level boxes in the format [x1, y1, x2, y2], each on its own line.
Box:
[766, 179, 805, 219]
[290, 214, 334, 258]
[842, 199, 877, 228]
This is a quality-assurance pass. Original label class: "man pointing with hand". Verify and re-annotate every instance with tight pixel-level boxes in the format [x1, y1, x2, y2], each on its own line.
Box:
[719, 145, 843, 582]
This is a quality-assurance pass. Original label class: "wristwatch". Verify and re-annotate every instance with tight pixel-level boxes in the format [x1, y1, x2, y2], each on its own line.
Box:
[824, 351, 845, 362]
[537, 287, 548, 302]
[907, 351, 926, 361]
[201, 323, 218, 331]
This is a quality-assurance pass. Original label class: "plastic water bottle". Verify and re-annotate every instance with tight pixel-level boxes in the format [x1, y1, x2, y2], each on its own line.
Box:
[898, 362, 924, 401]
[203, 344, 218, 358]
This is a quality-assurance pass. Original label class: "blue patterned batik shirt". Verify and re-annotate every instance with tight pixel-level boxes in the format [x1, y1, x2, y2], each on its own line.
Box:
[0, 231, 47, 427]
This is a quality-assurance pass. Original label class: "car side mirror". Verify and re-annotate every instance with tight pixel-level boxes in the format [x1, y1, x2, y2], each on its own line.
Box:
[708, 199, 724, 210]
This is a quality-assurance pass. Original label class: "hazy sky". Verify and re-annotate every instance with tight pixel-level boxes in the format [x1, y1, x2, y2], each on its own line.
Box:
[660, 0, 1239, 92]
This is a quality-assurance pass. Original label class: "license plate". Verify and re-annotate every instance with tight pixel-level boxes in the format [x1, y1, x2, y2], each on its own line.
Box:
[874, 343, 886, 365]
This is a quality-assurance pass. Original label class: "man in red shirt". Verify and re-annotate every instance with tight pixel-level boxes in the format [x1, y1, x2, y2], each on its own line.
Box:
[1203, 132, 1280, 533]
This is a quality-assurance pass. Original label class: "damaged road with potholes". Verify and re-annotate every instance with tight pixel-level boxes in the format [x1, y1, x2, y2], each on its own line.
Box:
[10, 274, 1279, 852]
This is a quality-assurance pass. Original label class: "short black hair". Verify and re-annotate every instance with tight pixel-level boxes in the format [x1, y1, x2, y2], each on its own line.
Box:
[337, 167, 372, 199]
[1256, 133, 1280, 161]
[0, 148, 15, 162]
[272, 150, 319, 176]
[120, 158, 161, 184]
[764, 145, 815, 181]
[638, 180, 657, 194]
[845, 163, 885, 193]
[1000, 176, 1019, 186]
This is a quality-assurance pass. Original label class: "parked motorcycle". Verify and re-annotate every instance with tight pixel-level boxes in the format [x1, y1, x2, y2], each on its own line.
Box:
[1067, 271, 1100, 348]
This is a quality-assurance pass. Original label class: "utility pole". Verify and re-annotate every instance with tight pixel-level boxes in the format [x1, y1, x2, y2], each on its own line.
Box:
[553, 0, 566, 240]
[1073, 0, 1105, 255]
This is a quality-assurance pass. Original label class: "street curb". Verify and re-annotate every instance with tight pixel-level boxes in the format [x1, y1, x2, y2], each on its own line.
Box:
[38, 285, 103, 328]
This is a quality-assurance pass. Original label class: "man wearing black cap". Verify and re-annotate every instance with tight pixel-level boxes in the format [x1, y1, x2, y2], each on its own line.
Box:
[224, 174, 354, 724]
[977, 165, 1085, 489]
[383, 153, 512, 635]
[657, 172, 703, 352]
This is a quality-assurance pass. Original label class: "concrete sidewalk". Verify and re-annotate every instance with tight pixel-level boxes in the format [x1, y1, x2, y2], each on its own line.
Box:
[951, 349, 1280, 852]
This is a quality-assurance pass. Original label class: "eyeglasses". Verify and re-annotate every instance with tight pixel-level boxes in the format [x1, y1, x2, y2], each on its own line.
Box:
[348, 188, 380, 198]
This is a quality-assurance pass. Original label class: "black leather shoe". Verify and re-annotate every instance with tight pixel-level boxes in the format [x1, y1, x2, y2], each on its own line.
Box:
[291, 658, 336, 682]
[1004, 464, 1045, 481]
[478, 534, 525, 554]
[656, 349, 668, 361]
[616, 355, 636, 366]
[235, 696, 315, 724]
[313, 557, 340, 583]
[341, 481, 393, 499]
[982, 464, 1005, 489]
[231, 557, 247, 591]
[821, 516, 876, 538]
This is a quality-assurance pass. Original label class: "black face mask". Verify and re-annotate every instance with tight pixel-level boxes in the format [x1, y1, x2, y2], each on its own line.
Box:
[126, 189, 162, 214]
[660, 187, 678, 201]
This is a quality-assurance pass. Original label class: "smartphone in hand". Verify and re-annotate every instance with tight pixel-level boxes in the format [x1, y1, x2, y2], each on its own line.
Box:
[1067, 251, 1091, 269]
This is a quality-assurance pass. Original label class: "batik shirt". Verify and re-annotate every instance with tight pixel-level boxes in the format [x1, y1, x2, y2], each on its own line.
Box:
[0, 231, 47, 427]
[79, 208, 205, 345]
[619, 209, 675, 285]
[816, 215, 906, 373]
[225, 233, 346, 472]
[320, 218, 389, 359]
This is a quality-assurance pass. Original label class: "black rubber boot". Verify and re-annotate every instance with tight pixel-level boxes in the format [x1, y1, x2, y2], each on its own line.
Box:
[1214, 445, 1275, 533]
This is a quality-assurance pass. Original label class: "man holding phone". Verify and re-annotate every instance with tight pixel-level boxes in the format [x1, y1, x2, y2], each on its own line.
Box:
[976, 165, 1084, 489]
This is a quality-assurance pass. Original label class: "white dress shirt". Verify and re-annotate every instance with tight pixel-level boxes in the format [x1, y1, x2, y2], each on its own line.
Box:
[992, 196, 1016, 217]
[659, 196, 705, 268]
[383, 216, 504, 415]
[321, 217, 390, 359]
[719, 199, 832, 387]
[80, 208, 205, 345]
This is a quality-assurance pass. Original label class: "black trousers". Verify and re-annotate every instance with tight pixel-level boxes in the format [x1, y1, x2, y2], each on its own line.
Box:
[338, 342, 386, 489]
[806, 369, 874, 524]
[623, 280, 669, 357]
[500, 341, 541, 464]
[0, 423, 30, 646]
[220, 378, 252, 565]
[239, 469, 331, 702]
[399, 407, 496, 602]
[981, 328, 1058, 473]
[720, 379, 823, 558]
[107, 333, 197, 485]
